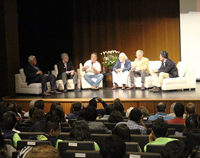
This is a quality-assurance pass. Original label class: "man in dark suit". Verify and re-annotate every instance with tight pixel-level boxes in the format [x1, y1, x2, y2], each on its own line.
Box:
[57, 53, 79, 92]
[24, 56, 61, 96]
[149, 51, 178, 93]
[112, 53, 131, 90]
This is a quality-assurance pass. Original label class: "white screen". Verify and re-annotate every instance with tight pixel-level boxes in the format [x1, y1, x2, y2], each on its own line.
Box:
[180, 0, 200, 79]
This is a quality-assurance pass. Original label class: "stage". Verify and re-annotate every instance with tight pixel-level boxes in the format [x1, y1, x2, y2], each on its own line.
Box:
[3, 82, 200, 115]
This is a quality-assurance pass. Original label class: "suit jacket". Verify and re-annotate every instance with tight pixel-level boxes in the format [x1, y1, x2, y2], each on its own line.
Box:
[134, 57, 152, 75]
[158, 58, 178, 78]
[57, 60, 75, 79]
[24, 63, 42, 85]
[113, 59, 131, 72]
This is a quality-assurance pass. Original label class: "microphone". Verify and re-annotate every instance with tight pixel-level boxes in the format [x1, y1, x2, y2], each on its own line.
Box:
[91, 62, 93, 67]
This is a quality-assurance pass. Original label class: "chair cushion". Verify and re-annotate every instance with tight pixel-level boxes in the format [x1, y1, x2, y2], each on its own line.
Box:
[54, 65, 58, 77]
[19, 69, 26, 83]
[21, 82, 51, 88]
[177, 62, 188, 77]
[162, 77, 186, 85]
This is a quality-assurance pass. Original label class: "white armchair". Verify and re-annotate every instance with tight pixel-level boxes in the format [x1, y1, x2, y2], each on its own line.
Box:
[15, 68, 63, 94]
[51, 65, 81, 90]
[78, 63, 103, 89]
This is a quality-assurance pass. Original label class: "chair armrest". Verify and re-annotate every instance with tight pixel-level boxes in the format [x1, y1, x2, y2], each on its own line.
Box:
[51, 70, 57, 77]
[15, 74, 22, 93]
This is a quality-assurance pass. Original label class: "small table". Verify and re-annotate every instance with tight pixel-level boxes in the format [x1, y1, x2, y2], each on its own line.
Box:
[103, 72, 113, 87]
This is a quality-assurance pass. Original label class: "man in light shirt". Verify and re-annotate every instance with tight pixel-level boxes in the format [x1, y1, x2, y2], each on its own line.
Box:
[128, 50, 151, 90]
[82, 53, 103, 90]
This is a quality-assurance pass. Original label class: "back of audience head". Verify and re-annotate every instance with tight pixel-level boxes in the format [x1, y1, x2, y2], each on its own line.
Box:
[0, 111, 17, 130]
[152, 118, 168, 138]
[50, 108, 66, 123]
[108, 110, 123, 123]
[7, 102, 18, 114]
[161, 140, 184, 158]
[26, 145, 61, 158]
[113, 124, 130, 142]
[50, 102, 61, 112]
[184, 131, 200, 158]
[85, 106, 97, 121]
[183, 114, 199, 136]
[77, 108, 86, 120]
[190, 146, 200, 158]
[29, 107, 38, 119]
[174, 102, 185, 117]
[70, 120, 91, 141]
[44, 115, 61, 138]
[186, 102, 196, 115]
[34, 100, 44, 110]
[169, 102, 176, 113]
[89, 98, 97, 108]
[105, 104, 115, 115]
[0, 104, 9, 119]
[114, 98, 125, 115]
[29, 100, 36, 109]
[126, 107, 134, 118]
[70, 102, 82, 113]
[157, 102, 166, 113]
[139, 106, 150, 118]
[100, 135, 126, 158]
[31, 109, 45, 123]
[129, 108, 142, 123]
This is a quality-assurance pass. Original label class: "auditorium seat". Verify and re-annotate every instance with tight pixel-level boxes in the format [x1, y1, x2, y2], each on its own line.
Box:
[91, 134, 111, 147]
[147, 128, 176, 135]
[130, 129, 141, 134]
[104, 122, 116, 130]
[78, 63, 103, 89]
[58, 133, 70, 140]
[68, 119, 77, 126]
[4, 139, 12, 145]
[62, 127, 72, 132]
[17, 140, 51, 150]
[58, 141, 95, 157]
[130, 134, 149, 152]
[168, 124, 185, 132]
[146, 144, 165, 154]
[90, 129, 106, 134]
[125, 142, 140, 152]
[168, 135, 186, 143]
[62, 150, 101, 158]
[126, 152, 161, 158]
[19, 132, 43, 139]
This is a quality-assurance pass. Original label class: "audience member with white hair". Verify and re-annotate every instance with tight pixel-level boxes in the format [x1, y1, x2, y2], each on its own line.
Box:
[24, 55, 61, 96]
[57, 53, 80, 92]
[24, 100, 37, 117]
[112, 52, 131, 90]
[128, 50, 151, 90]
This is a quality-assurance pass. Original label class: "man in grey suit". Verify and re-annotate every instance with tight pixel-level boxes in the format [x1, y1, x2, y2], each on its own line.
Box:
[149, 51, 178, 93]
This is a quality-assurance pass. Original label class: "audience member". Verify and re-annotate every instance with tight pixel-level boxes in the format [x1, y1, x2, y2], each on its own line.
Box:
[68, 102, 82, 120]
[183, 102, 196, 119]
[160, 140, 184, 158]
[184, 130, 200, 158]
[100, 104, 115, 120]
[49, 102, 61, 113]
[112, 124, 130, 142]
[139, 106, 150, 122]
[108, 110, 124, 123]
[167, 102, 176, 118]
[100, 135, 126, 158]
[24, 100, 36, 117]
[34, 100, 45, 110]
[0, 127, 16, 158]
[182, 114, 199, 136]
[116, 108, 147, 134]
[29, 109, 45, 132]
[85, 106, 111, 133]
[89, 97, 107, 116]
[0, 111, 21, 148]
[113, 98, 126, 116]
[167, 102, 185, 124]
[144, 118, 177, 152]
[26, 145, 61, 158]
[148, 102, 174, 121]
[190, 145, 200, 158]
[7, 102, 23, 123]
[126, 107, 134, 118]
[70, 120, 100, 151]
[36, 115, 62, 149]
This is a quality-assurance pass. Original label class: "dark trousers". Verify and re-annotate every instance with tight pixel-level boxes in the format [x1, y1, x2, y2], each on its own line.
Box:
[129, 70, 150, 84]
[33, 74, 57, 92]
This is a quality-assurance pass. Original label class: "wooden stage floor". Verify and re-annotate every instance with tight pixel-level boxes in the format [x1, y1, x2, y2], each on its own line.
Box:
[3, 82, 200, 114]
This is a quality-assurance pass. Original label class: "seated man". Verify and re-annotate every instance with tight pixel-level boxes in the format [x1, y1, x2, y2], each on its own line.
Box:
[144, 118, 178, 152]
[148, 102, 174, 121]
[24, 55, 61, 96]
[112, 53, 131, 90]
[57, 53, 80, 92]
[116, 108, 147, 134]
[128, 50, 151, 90]
[82, 53, 103, 90]
[167, 102, 185, 124]
[149, 51, 178, 93]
